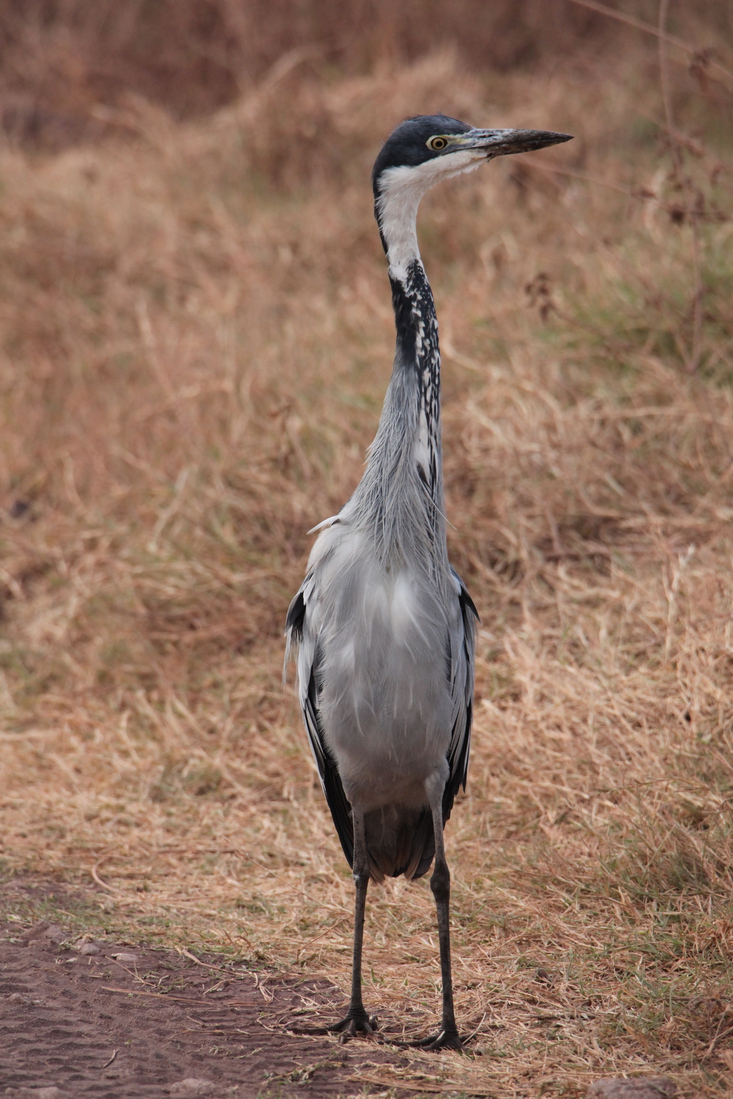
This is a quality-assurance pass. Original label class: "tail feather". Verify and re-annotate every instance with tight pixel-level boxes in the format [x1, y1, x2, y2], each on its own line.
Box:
[364, 805, 437, 882]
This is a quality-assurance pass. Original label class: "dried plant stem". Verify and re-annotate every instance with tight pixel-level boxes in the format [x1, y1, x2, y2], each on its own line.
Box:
[567, 0, 733, 89]
[688, 213, 704, 373]
[659, 0, 705, 373]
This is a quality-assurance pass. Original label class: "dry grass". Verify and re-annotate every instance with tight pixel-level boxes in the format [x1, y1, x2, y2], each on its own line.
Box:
[0, 0, 645, 125]
[1, 11, 733, 1098]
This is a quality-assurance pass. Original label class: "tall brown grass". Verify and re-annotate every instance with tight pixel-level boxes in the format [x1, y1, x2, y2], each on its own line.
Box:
[0, 0, 621, 118]
[1, 0, 731, 136]
[1, 4, 733, 1095]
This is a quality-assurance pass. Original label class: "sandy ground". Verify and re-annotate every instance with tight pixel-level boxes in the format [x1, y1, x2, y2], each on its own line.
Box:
[0, 879, 412, 1099]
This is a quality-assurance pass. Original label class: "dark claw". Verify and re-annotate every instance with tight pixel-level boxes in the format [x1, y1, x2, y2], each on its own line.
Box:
[394, 1027, 464, 1052]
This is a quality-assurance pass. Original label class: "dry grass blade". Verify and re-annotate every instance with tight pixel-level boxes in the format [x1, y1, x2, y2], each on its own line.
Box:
[0, 8, 732, 1098]
[566, 0, 733, 87]
[100, 987, 215, 1005]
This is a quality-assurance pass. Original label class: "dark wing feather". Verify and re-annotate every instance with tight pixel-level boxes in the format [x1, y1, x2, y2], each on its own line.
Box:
[443, 568, 479, 823]
[303, 653, 354, 867]
[285, 587, 306, 637]
[285, 574, 354, 868]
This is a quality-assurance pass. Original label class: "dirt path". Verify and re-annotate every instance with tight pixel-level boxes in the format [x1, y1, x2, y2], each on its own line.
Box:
[0, 880, 404, 1099]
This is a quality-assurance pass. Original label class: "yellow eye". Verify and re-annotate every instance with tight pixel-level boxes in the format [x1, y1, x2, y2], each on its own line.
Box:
[427, 135, 448, 151]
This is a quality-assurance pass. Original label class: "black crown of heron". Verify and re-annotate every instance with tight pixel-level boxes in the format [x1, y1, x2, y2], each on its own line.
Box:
[286, 114, 571, 1049]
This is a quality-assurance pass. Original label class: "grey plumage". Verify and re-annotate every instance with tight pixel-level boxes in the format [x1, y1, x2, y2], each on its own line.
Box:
[286, 113, 571, 1048]
[287, 259, 476, 883]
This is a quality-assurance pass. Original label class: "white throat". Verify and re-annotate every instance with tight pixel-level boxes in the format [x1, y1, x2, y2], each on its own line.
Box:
[376, 151, 484, 282]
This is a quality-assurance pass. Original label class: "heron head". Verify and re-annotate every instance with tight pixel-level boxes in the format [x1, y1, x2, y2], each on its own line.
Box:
[372, 113, 572, 267]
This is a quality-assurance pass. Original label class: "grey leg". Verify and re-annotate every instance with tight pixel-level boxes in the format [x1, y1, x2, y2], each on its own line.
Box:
[426, 797, 461, 1049]
[329, 807, 377, 1038]
[397, 792, 462, 1051]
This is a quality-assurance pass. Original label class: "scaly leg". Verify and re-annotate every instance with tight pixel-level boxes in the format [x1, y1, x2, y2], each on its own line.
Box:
[400, 794, 462, 1051]
[324, 808, 377, 1039]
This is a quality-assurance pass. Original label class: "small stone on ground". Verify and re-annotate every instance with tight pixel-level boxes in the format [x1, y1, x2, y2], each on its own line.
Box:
[587, 1078, 677, 1099]
[5, 1088, 72, 1099]
[168, 1081, 216, 1097]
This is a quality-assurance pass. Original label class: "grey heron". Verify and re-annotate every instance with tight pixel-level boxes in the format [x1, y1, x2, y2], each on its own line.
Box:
[286, 114, 571, 1050]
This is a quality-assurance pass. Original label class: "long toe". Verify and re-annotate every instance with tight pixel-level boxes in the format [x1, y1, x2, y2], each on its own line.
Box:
[422, 1028, 463, 1052]
[394, 1028, 463, 1052]
[290, 1012, 377, 1038]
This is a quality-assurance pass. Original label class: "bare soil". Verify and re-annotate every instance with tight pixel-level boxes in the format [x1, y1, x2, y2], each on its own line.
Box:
[0, 879, 403, 1099]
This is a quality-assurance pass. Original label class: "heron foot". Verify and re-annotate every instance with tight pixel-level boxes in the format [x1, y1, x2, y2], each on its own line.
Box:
[291, 1010, 378, 1040]
[396, 1027, 463, 1052]
[330, 1010, 379, 1042]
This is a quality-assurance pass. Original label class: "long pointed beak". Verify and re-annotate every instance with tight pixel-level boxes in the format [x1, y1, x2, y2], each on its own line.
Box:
[455, 128, 573, 157]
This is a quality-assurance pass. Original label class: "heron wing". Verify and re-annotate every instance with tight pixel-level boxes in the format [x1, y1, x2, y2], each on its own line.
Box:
[405, 567, 477, 879]
[443, 567, 478, 822]
[285, 561, 476, 872]
[285, 573, 355, 868]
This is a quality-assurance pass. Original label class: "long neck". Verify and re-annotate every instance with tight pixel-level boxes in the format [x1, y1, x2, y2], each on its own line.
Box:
[388, 260, 443, 506]
[348, 255, 447, 574]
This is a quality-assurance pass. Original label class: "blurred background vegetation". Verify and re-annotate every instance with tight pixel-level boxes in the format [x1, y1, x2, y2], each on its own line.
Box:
[0, 0, 731, 136]
[1, 3, 733, 1095]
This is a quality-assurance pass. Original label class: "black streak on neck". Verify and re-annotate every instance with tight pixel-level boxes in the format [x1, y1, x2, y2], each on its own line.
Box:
[389, 260, 438, 372]
[389, 260, 442, 505]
